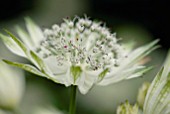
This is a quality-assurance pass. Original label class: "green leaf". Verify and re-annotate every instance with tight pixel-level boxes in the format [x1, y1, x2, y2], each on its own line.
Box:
[3, 59, 46, 77]
[98, 68, 109, 81]
[71, 66, 82, 83]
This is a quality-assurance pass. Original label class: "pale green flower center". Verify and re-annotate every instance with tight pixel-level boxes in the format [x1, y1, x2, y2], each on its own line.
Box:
[36, 16, 126, 71]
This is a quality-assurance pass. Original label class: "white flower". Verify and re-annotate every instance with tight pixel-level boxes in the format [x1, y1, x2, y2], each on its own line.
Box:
[137, 82, 150, 108]
[143, 50, 170, 114]
[0, 16, 159, 94]
[0, 110, 7, 114]
[0, 60, 25, 110]
[117, 101, 139, 114]
[32, 106, 64, 114]
[116, 50, 170, 114]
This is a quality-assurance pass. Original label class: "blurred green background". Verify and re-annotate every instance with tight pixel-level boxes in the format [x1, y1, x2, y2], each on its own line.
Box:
[0, 0, 169, 114]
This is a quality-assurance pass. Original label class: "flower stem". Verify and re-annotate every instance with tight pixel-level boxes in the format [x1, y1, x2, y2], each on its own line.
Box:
[69, 85, 77, 114]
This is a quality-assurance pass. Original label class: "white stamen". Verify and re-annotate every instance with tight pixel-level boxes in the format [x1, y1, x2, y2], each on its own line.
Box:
[35, 16, 126, 71]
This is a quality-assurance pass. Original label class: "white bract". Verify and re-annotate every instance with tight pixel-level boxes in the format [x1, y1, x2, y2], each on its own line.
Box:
[143, 50, 170, 114]
[116, 50, 170, 114]
[117, 101, 139, 114]
[0, 16, 159, 94]
[0, 61, 25, 110]
[137, 82, 150, 108]
[0, 110, 7, 114]
[32, 106, 64, 114]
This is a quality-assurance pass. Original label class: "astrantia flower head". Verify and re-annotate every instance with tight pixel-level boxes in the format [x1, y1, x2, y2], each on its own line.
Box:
[117, 101, 139, 114]
[0, 16, 159, 94]
[143, 50, 170, 114]
[116, 50, 170, 114]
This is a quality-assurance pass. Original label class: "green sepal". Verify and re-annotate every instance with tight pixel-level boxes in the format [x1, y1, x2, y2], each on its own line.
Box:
[4, 29, 28, 55]
[30, 51, 59, 82]
[3, 59, 46, 77]
[0, 33, 26, 57]
[71, 66, 82, 83]
[30, 51, 49, 73]
[98, 68, 109, 81]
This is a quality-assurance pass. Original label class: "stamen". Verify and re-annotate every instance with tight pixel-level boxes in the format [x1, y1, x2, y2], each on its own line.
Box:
[35, 16, 126, 71]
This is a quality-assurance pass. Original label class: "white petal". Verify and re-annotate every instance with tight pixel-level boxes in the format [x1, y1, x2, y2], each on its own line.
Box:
[32, 106, 64, 114]
[98, 40, 159, 86]
[77, 70, 101, 94]
[54, 68, 72, 87]
[162, 50, 170, 79]
[124, 39, 159, 66]
[98, 65, 146, 86]
[30, 51, 54, 77]
[0, 33, 26, 57]
[25, 17, 44, 46]
[16, 26, 34, 49]
[43, 56, 69, 74]
[144, 50, 170, 114]
[0, 61, 25, 109]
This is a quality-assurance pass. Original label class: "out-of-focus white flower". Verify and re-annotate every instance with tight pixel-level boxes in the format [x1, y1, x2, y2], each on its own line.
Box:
[32, 106, 64, 114]
[137, 82, 150, 108]
[0, 60, 25, 110]
[0, 110, 7, 114]
[117, 101, 139, 114]
[0, 16, 159, 94]
[117, 50, 170, 114]
[0, 109, 11, 114]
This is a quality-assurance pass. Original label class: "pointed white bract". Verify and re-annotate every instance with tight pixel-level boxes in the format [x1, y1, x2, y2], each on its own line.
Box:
[0, 61, 25, 110]
[117, 101, 139, 114]
[117, 50, 170, 114]
[137, 82, 150, 108]
[0, 16, 158, 94]
[143, 50, 170, 114]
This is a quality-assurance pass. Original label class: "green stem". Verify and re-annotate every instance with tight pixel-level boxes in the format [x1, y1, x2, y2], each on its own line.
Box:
[69, 85, 77, 114]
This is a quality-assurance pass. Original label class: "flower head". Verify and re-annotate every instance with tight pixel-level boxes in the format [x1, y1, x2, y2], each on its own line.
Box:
[0, 60, 25, 110]
[0, 16, 159, 94]
[143, 50, 170, 114]
[116, 50, 170, 114]
[117, 101, 139, 114]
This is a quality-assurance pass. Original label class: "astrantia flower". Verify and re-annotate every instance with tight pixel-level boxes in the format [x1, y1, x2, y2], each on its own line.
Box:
[0, 60, 25, 110]
[0, 16, 159, 94]
[117, 101, 139, 114]
[116, 50, 170, 114]
[143, 50, 170, 114]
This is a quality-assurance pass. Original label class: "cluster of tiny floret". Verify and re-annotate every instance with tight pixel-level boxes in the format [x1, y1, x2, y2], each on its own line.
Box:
[35, 16, 126, 71]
